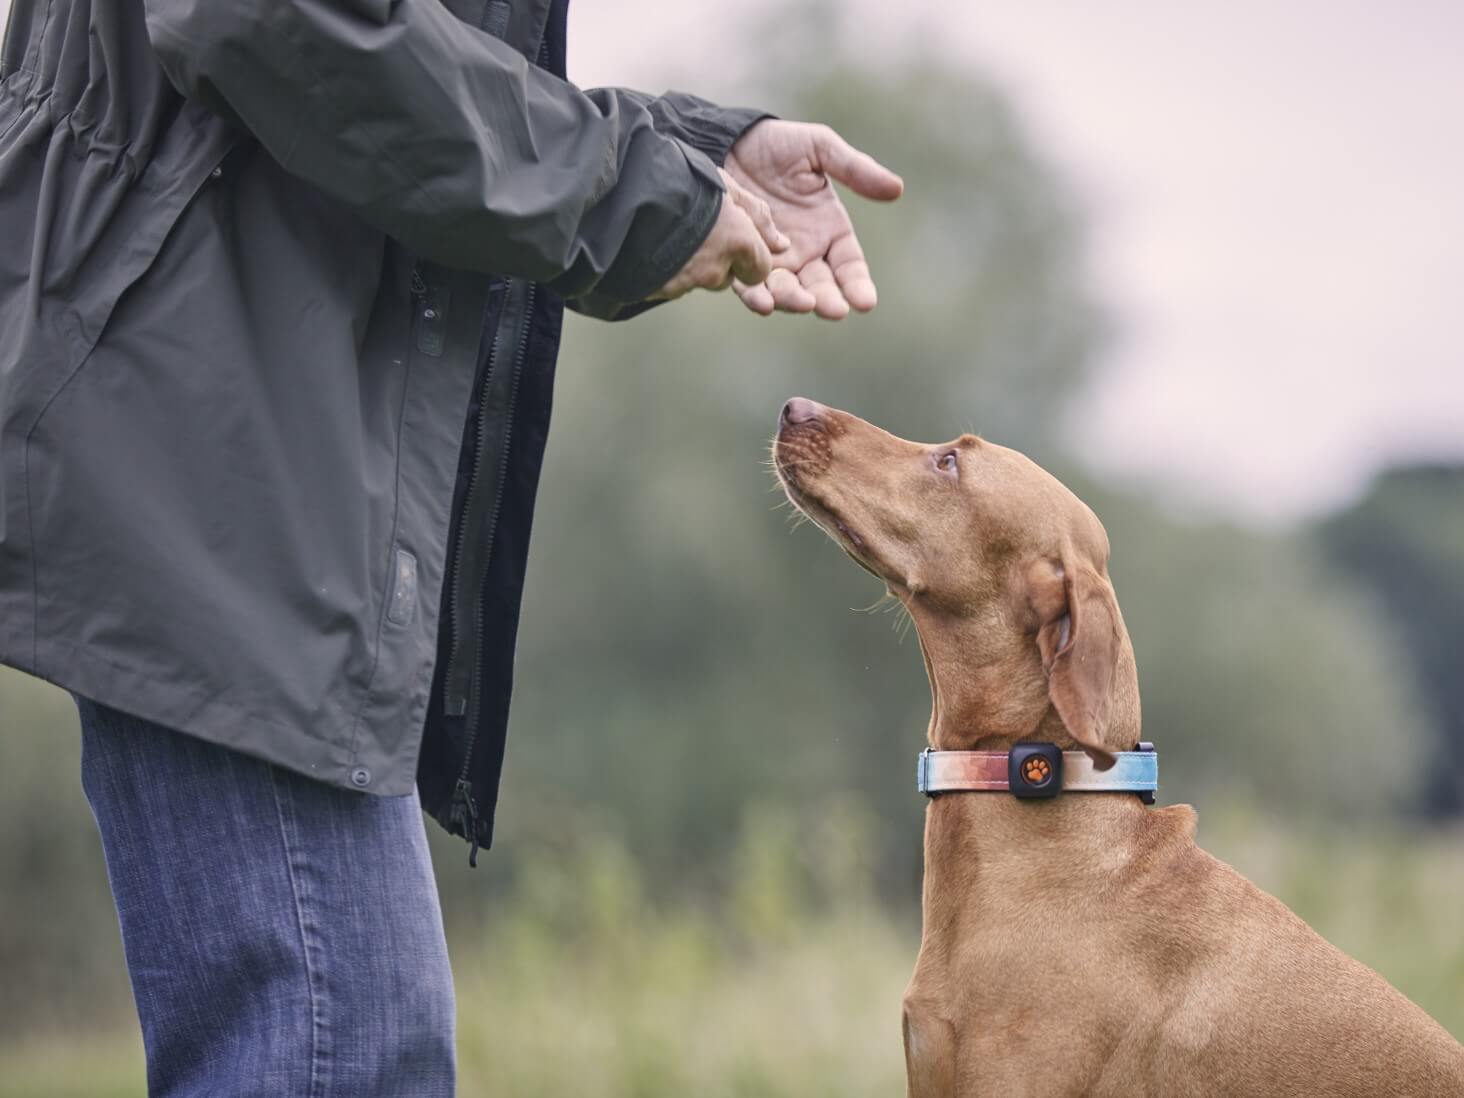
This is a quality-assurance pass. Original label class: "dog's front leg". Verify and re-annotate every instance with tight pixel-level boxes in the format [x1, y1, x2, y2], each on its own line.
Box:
[903, 996, 958, 1098]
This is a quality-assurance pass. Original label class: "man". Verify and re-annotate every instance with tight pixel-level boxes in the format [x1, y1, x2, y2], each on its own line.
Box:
[0, 0, 900, 1092]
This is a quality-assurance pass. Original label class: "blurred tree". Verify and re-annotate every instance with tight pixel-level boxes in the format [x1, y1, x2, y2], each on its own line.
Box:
[1320, 464, 1464, 816]
[486, 40, 1434, 905]
[1079, 476, 1429, 819]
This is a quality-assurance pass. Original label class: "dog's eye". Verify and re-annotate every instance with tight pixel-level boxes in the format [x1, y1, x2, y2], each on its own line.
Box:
[935, 451, 959, 476]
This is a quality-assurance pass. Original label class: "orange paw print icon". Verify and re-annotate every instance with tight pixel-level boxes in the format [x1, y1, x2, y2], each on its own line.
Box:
[1021, 755, 1053, 786]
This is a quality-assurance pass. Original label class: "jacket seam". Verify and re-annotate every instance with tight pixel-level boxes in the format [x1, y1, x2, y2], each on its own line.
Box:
[344, 311, 415, 770]
[23, 313, 100, 667]
[20, 0, 54, 102]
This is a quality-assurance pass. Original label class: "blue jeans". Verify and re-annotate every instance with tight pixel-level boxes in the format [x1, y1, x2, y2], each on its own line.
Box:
[78, 698, 457, 1096]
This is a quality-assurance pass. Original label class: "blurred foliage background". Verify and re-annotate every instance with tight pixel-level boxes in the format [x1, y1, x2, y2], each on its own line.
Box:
[2, 16, 1462, 1097]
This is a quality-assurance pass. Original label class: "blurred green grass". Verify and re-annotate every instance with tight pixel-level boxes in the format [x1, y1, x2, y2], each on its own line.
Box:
[2, 816, 1459, 1098]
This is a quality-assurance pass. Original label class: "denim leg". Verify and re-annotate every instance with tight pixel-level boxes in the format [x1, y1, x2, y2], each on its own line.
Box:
[77, 698, 456, 1098]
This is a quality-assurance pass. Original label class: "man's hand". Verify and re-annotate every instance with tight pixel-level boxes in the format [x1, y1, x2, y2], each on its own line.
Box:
[725, 120, 903, 320]
[654, 170, 788, 301]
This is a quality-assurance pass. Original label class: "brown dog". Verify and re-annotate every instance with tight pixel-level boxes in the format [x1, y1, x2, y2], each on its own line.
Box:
[772, 397, 1464, 1097]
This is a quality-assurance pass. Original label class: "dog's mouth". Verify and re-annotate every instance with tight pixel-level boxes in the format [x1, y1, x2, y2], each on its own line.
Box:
[784, 474, 867, 553]
[774, 427, 884, 582]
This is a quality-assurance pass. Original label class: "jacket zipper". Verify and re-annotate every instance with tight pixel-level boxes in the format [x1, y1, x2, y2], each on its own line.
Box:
[435, 21, 552, 866]
[443, 278, 537, 866]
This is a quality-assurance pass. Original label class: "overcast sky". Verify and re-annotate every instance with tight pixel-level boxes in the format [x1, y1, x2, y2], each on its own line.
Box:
[5, 0, 1459, 522]
[571, 0, 1464, 522]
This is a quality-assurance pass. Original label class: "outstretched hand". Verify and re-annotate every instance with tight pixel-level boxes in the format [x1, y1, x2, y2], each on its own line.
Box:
[725, 120, 903, 320]
[652, 169, 786, 300]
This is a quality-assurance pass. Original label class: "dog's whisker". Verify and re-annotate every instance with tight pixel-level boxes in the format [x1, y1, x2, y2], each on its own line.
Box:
[893, 602, 914, 642]
[853, 590, 902, 616]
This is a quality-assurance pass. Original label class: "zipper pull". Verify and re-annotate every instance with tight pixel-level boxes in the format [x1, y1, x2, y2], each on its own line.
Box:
[449, 778, 482, 868]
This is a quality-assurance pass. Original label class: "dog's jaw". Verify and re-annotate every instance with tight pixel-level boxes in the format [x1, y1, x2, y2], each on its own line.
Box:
[773, 422, 889, 584]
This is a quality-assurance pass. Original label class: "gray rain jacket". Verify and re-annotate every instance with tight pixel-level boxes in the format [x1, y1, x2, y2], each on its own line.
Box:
[0, 0, 764, 857]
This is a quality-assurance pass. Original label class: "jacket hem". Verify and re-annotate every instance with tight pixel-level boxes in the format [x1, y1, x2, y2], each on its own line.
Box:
[11, 635, 416, 797]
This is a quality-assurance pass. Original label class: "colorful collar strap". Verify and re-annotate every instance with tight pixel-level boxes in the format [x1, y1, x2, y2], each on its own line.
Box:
[917, 742, 1157, 804]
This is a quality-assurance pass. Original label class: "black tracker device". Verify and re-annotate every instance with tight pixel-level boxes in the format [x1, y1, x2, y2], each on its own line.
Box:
[1008, 742, 1063, 798]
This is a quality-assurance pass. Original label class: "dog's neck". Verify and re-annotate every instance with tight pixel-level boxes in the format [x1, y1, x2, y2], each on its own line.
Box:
[913, 612, 1075, 752]
[911, 604, 1140, 754]
[908, 605, 1184, 964]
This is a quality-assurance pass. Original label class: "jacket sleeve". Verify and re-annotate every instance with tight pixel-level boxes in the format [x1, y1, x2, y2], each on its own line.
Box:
[142, 0, 726, 305]
[601, 90, 773, 167]
[565, 91, 773, 321]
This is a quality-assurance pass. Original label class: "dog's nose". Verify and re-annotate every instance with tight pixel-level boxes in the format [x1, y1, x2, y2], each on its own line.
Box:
[781, 397, 825, 426]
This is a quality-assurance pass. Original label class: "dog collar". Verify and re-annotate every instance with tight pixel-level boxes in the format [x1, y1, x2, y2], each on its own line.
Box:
[917, 742, 1157, 804]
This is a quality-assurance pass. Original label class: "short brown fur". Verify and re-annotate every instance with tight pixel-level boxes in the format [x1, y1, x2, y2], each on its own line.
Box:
[774, 398, 1464, 1097]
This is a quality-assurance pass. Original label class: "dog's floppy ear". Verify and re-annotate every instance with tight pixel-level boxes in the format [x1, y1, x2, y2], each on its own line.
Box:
[1031, 562, 1121, 771]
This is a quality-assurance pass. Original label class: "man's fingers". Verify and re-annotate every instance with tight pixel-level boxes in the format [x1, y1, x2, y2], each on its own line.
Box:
[695, 205, 770, 291]
[836, 269, 878, 312]
[654, 186, 777, 301]
[732, 270, 818, 316]
[767, 267, 817, 314]
[732, 277, 776, 316]
[813, 126, 904, 202]
[827, 231, 879, 313]
[727, 214, 774, 287]
[721, 170, 789, 253]
[667, 267, 805, 317]
[737, 190, 789, 254]
[650, 272, 692, 301]
[797, 258, 851, 321]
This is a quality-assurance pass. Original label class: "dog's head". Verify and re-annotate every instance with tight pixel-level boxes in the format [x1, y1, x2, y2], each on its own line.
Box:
[773, 398, 1139, 766]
